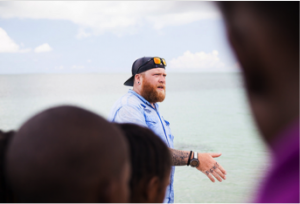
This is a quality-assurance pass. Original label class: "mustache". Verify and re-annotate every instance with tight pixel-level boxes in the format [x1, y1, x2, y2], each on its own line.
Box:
[157, 84, 166, 89]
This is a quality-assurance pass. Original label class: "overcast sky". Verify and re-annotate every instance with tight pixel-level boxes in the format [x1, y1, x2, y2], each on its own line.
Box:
[0, 1, 239, 74]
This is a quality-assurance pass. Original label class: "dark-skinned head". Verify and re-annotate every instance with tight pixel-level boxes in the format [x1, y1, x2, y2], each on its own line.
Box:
[217, 2, 299, 144]
[0, 130, 15, 202]
[117, 123, 171, 203]
[4, 105, 130, 203]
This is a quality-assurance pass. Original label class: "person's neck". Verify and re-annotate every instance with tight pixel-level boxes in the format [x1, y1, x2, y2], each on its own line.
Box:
[132, 86, 141, 97]
[255, 81, 299, 145]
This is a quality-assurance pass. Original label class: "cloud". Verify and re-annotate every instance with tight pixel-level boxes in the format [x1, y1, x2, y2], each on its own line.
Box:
[169, 50, 238, 72]
[71, 65, 84, 70]
[34, 43, 52, 53]
[0, 2, 220, 38]
[169, 50, 224, 69]
[0, 27, 31, 53]
[54, 65, 64, 70]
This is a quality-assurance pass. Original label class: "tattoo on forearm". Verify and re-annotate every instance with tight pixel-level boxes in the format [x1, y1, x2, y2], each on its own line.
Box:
[170, 149, 189, 166]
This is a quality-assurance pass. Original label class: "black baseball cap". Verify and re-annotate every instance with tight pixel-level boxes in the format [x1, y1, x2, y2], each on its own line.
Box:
[124, 57, 166, 86]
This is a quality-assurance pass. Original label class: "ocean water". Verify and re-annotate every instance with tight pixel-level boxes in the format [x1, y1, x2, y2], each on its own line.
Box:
[0, 73, 271, 203]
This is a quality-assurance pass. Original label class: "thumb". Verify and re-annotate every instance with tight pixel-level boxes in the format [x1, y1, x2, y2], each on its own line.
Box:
[210, 153, 222, 158]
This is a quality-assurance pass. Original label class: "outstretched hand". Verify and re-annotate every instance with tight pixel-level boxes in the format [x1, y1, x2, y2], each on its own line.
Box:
[196, 153, 226, 182]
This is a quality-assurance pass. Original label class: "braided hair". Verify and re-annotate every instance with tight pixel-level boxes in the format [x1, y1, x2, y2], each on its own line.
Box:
[0, 130, 15, 202]
[117, 123, 172, 202]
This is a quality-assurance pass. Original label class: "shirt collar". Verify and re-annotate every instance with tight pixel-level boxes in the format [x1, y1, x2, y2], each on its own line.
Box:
[128, 89, 159, 109]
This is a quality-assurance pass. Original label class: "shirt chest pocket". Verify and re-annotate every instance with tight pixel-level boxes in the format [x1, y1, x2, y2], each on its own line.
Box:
[145, 114, 157, 129]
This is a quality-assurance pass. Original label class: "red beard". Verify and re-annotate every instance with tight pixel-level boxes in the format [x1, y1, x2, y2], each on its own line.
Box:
[141, 80, 166, 103]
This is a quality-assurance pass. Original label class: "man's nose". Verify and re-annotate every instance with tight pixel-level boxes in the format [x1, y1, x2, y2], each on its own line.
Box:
[159, 76, 166, 83]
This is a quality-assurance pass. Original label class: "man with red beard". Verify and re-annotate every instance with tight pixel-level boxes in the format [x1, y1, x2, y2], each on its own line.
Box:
[109, 57, 227, 203]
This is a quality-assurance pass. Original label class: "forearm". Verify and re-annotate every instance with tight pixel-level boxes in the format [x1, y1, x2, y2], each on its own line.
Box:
[170, 148, 192, 166]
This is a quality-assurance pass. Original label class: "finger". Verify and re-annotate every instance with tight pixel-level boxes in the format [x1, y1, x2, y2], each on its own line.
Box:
[214, 168, 226, 180]
[205, 171, 215, 183]
[216, 163, 227, 175]
[210, 169, 222, 182]
[210, 153, 222, 158]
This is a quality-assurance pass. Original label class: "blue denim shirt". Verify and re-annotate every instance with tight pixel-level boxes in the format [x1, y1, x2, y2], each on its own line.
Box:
[109, 89, 175, 203]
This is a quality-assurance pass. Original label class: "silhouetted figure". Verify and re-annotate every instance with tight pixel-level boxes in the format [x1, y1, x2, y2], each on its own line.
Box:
[4, 105, 130, 203]
[217, 2, 299, 203]
[0, 130, 15, 202]
[118, 123, 172, 203]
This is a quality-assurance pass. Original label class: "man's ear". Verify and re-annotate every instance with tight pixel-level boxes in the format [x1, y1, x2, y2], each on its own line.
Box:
[144, 176, 160, 203]
[227, 21, 268, 96]
[135, 74, 141, 83]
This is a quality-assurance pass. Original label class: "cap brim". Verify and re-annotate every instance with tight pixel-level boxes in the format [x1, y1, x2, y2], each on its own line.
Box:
[124, 75, 134, 86]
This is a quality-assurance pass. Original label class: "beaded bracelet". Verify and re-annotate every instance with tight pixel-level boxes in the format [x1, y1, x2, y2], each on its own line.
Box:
[187, 150, 193, 166]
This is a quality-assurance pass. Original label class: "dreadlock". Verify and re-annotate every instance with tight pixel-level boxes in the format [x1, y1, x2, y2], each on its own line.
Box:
[0, 130, 16, 202]
[117, 123, 171, 201]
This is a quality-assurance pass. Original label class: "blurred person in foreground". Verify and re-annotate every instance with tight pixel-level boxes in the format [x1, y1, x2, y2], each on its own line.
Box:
[217, 2, 299, 203]
[0, 130, 15, 202]
[4, 105, 130, 203]
[118, 123, 172, 203]
[109, 56, 227, 203]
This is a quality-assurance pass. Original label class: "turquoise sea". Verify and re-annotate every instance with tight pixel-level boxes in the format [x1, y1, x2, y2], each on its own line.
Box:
[0, 73, 271, 203]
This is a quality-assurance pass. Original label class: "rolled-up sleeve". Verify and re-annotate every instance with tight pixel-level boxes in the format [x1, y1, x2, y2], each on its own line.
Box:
[113, 105, 147, 127]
